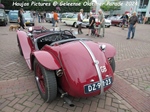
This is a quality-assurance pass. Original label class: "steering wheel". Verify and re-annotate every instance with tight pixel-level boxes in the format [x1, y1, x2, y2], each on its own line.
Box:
[61, 30, 73, 39]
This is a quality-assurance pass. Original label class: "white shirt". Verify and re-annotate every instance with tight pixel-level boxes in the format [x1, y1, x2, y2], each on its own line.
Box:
[77, 12, 83, 25]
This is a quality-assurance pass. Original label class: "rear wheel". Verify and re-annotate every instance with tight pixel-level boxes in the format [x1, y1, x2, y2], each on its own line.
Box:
[118, 23, 122, 27]
[34, 59, 57, 103]
[109, 57, 115, 73]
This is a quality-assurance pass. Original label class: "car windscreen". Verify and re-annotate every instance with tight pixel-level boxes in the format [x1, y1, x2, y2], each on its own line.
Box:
[9, 12, 18, 16]
[23, 13, 31, 18]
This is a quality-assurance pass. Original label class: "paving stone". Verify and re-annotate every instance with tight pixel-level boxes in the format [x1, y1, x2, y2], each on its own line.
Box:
[98, 99, 105, 108]
[105, 97, 112, 106]
[89, 101, 97, 111]
[18, 96, 29, 104]
[74, 107, 82, 112]
[111, 103, 119, 108]
[32, 98, 44, 105]
[30, 104, 40, 112]
[2, 106, 15, 112]
[0, 22, 150, 112]
[105, 105, 118, 112]
[38, 102, 49, 112]
[81, 104, 90, 112]
[8, 98, 20, 107]
[54, 105, 67, 112]
[96, 108, 110, 112]
[118, 109, 125, 112]
[119, 104, 129, 110]
[23, 101, 35, 108]
[13, 103, 25, 111]
[22, 107, 31, 112]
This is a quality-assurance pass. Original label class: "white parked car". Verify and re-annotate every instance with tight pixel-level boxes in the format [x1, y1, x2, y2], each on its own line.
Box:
[61, 14, 89, 28]
[45, 13, 53, 23]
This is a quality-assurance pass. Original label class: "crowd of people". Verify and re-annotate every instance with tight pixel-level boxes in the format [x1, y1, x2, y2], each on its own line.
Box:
[37, 11, 59, 27]
[18, 8, 146, 40]
[77, 9, 105, 37]
[77, 9, 143, 40]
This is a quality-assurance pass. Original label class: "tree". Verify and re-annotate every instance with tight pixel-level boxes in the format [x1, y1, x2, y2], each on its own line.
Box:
[100, 0, 121, 12]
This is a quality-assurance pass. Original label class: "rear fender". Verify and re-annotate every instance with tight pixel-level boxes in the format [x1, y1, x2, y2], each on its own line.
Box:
[98, 43, 116, 58]
[31, 51, 61, 70]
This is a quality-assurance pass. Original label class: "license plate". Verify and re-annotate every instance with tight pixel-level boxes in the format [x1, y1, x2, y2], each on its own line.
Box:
[84, 77, 113, 94]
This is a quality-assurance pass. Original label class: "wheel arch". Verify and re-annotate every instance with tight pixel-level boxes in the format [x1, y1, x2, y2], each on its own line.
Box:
[31, 51, 61, 70]
[73, 22, 77, 28]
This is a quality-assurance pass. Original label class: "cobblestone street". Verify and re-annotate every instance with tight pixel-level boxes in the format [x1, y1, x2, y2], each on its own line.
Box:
[0, 21, 150, 112]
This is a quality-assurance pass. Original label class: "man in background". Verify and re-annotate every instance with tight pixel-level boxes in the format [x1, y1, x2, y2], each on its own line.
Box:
[86, 13, 95, 36]
[77, 9, 84, 34]
[53, 11, 58, 27]
[18, 8, 25, 29]
[127, 12, 138, 39]
[98, 10, 105, 37]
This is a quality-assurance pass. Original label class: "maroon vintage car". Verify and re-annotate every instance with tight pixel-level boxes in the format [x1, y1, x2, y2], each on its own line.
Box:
[17, 26, 116, 106]
[110, 15, 128, 27]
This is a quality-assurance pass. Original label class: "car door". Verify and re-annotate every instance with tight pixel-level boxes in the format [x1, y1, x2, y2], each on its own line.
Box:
[65, 15, 76, 25]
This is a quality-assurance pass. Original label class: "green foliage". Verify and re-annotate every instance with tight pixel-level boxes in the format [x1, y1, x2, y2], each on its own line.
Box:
[100, 0, 121, 11]
[1, 0, 91, 12]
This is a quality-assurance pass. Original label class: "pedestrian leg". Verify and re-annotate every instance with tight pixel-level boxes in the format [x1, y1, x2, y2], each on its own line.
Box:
[131, 26, 135, 39]
[98, 25, 101, 37]
[78, 24, 81, 34]
[127, 25, 132, 39]
[102, 24, 105, 37]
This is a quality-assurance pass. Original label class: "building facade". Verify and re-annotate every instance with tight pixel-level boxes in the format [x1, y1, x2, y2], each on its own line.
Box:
[93, 0, 150, 17]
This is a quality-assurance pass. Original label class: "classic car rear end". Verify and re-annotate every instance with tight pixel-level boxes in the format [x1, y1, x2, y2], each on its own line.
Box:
[55, 41, 114, 97]
[16, 26, 116, 106]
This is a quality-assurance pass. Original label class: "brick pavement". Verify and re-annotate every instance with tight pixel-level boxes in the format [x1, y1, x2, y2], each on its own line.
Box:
[0, 22, 150, 112]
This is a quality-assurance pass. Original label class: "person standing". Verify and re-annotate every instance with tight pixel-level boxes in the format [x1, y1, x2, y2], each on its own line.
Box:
[86, 13, 95, 36]
[38, 12, 41, 23]
[127, 12, 138, 39]
[51, 11, 55, 27]
[77, 9, 84, 34]
[97, 10, 105, 37]
[122, 13, 126, 30]
[18, 8, 25, 29]
[53, 11, 58, 27]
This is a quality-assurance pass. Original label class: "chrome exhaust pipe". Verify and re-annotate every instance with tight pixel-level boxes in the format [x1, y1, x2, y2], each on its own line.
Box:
[63, 96, 75, 107]
[58, 88, 75, 107]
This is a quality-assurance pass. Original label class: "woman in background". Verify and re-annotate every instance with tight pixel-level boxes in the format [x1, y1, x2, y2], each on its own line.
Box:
[18, 8, 25, 29]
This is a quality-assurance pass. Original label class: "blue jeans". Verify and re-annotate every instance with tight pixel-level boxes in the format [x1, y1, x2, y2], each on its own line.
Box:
[38, 16, 41, 23]
[127, 24, 135, 38]
[52, 18, 55, 26]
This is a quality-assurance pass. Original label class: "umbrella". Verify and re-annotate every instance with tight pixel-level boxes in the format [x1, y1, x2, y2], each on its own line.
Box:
[0, 3, 5, 9]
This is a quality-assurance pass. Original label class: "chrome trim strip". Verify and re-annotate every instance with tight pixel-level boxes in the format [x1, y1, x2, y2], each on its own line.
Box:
[79, 40, 104, 94]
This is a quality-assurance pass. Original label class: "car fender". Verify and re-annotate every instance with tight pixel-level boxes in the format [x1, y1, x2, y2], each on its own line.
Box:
[31, 51, 61, 70]
[98, 42, 116, 58]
